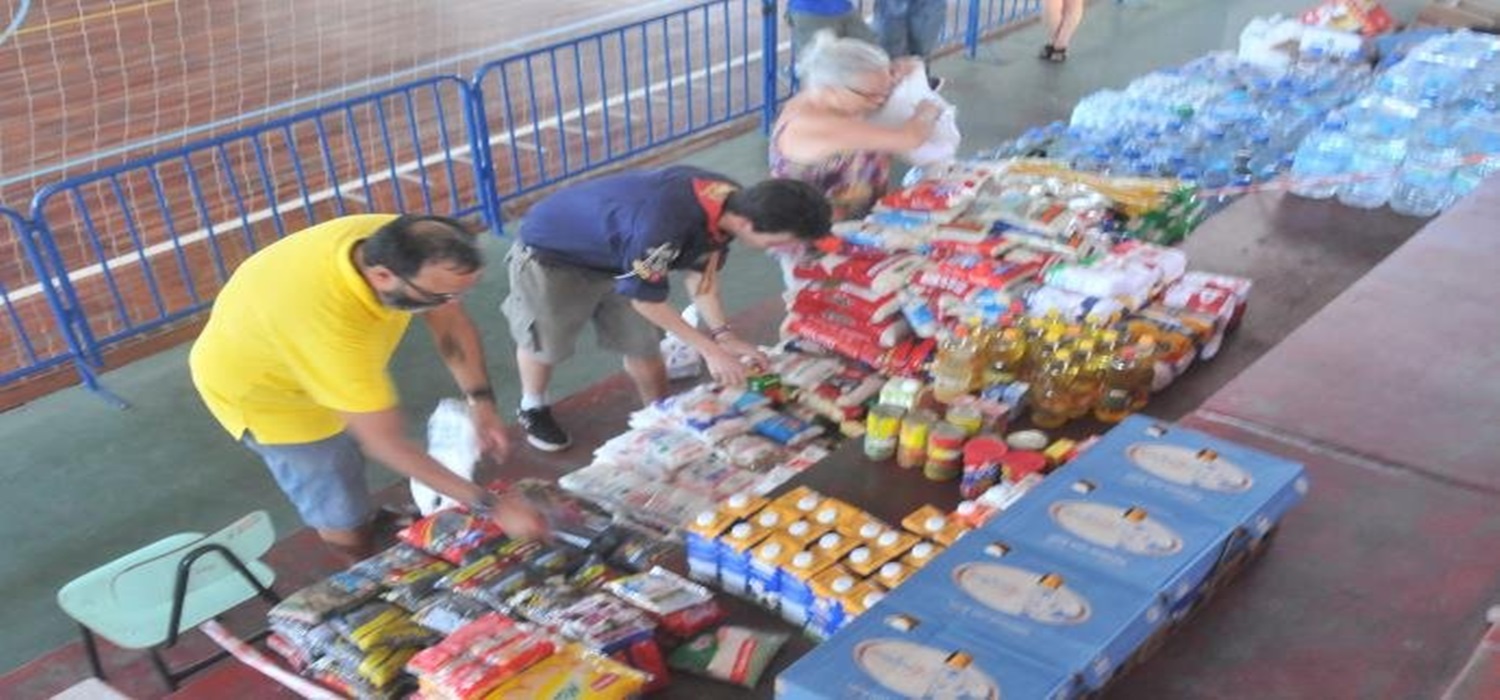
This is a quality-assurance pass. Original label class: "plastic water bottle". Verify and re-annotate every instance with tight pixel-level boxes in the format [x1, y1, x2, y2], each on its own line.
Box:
[1391, 129, 1460, 217]
[1290, 120, 1352, 199]
[1454, 113, 1500, 198]
[1338, 123, 1407, 209]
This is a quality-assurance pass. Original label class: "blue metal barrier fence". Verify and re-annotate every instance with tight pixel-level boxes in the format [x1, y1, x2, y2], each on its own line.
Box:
[27, 76, 484, 368]
[7, 0, 1046, 403]
[0, 206, 96, 390]
[470, 0, 777, 230]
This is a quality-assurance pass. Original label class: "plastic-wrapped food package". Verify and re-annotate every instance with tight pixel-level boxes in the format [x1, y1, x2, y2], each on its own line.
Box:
[330, 601, 439, 652]
[486, 643, 651, 700]
[666, 626, 790, 688]
[606, 567, 726, 639]
[397, 508, 507, 565]
[437, 549, 541, 610]
[408, 592, 492, 635]
[718, 434, 787, 472]
[405, 613, 556, 699]
[269, 571, 382, 625]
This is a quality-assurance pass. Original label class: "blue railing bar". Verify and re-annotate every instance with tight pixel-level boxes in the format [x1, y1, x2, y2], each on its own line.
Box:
[740, 0, 749, 113]
[279, 125, 318, 226]
[399, 92, 434, 213]
[572, 43, 592, 168]
[598, 35, 616, 160]
[212, 143, 261, 255]
[621, 30, 633, 153]
[549, 49, 572, 177]
[248, 136, 289, 240]
[761, 0, 778, 133]
[106, 175, 169, 318]
[524, 55, 547, 183]
[663, 20, 676, 136]
[684, 15, 696, 130]
[311, 117, 351, 217]
[180, 153, 231, 283]
[342, 106, 378, 208]
[142, 167, 203, 306]
[640, 23, 652, 147]
[498, 69, 526, 197]
[430, 84, 466, 215]
[702, 5, 713, 122]
[66, 189, 132, 331]
[373, 100, 408, 213]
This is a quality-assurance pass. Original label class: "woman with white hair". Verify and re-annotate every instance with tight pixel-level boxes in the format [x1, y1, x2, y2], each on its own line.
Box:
[770, 30, 940, 221]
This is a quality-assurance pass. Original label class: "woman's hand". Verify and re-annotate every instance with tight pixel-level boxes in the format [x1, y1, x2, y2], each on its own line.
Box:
[891, 57, 923, 82]
[904, 100, 942, 142]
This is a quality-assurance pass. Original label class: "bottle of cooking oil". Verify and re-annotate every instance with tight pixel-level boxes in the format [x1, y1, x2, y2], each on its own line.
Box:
[1095, 345, 1141, 423]
[1023, 327, 1066, 383]
[931, 325, 980, 404]
[1128, 336, 1158, 411]
[1030, 350, 1076, 429]
[1070, 340, 1104, 419]
[982, 326, 1028, 387]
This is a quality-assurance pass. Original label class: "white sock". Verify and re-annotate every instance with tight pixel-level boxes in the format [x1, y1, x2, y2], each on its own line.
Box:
[520, 393, 548, 410]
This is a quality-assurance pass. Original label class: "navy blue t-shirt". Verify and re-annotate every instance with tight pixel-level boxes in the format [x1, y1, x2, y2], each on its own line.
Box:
[787, 0, 855, 15]
[519, 166, 737, 302]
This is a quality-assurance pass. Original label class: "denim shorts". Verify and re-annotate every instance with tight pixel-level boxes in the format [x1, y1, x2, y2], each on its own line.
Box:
[243, 431, 371, 531]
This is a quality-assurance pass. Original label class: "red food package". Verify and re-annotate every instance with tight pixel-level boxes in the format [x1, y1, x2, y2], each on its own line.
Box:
[610, 635, 672, 694]
[397, 508, 506, 565]
[799, 284, 901, 323]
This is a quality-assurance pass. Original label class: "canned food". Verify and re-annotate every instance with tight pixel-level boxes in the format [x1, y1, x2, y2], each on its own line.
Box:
[864, 404, 905, 461]
[923, 421, 967, 482]
[896, 409, 936, 469]
[946, 403, 984, 436]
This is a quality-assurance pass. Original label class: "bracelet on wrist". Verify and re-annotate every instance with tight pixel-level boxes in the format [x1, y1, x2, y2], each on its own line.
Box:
[464, 387, 497, 406]
[470, 490, 500, 515]
[708, 324, 733, 340]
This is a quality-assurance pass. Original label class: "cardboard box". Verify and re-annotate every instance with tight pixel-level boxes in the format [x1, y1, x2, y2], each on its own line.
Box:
[1058, 415, 1308, 544]
[981, 472, 1228, 609]
[883, 534, 1169, 689]
[776, 604, 1079, 700]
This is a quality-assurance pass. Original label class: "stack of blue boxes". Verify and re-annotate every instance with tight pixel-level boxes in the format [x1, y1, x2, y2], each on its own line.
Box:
[777, 416, 1309, 699]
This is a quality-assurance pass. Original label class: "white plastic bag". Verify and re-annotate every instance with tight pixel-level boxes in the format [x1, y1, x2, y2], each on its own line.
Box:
[414, 398, 480, 516]
[873, 64, 961, 166]
[662, 304, 705, 380]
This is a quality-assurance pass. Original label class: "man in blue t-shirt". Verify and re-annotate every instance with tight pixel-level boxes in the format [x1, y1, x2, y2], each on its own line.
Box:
[501, 167, 831, 451]
[787, 0, 878, 58]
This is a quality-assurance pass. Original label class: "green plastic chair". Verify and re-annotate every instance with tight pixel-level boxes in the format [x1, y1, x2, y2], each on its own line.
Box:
[56, 510, 281, 689]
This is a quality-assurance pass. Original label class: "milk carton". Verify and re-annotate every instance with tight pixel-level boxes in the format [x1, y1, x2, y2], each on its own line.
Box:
[776, 604, 1078, 700]
[684, 509, 737, 584]
[983, 473, 1228, 610]
[1059, 415, 1309, 547]
[885, 534, 1168, 689]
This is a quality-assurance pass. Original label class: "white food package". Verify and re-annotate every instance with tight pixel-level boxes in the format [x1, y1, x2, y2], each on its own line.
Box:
[873, 64, 961, 166]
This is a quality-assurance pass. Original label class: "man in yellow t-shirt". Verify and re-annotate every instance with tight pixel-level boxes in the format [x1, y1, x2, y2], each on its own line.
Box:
[190, 214, 547, 560]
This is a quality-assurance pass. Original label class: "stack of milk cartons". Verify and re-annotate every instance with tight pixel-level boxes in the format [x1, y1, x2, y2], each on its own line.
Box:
[777, 414, 1308, 698]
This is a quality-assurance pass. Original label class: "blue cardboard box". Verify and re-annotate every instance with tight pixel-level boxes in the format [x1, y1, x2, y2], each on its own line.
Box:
[776, 602, 1080, 700]
[1060, 415, 1309, 542]
[983, 472, 1229, 609]
[884, 533, 1169, 690]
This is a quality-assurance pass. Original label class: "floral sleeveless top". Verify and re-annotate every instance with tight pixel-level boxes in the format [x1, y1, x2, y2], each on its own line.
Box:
[769, 122, 892, 221]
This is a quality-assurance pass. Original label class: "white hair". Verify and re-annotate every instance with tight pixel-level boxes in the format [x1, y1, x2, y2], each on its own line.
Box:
[796, 29, 890, 89]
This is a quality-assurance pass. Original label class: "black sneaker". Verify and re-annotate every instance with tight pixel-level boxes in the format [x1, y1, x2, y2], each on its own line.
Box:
[928, 76, 946, 92]
[518, 406, 571, 452]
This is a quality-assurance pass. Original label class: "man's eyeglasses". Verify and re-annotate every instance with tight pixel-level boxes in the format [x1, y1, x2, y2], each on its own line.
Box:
[397, 274, 463, 304]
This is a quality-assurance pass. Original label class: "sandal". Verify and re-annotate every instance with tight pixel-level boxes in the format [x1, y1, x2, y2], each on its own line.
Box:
[1048, 46, 1068, 63]
[1039, 44, 1056, 60]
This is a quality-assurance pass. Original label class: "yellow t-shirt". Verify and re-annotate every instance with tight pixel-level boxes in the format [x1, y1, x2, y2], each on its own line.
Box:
[189, 214, 412, 444]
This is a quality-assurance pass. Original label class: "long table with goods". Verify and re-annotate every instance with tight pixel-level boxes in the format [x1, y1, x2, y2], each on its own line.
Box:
[239, 20, 1500, 698]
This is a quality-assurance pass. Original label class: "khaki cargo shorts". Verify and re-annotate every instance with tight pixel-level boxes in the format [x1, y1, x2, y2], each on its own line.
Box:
[501, 244, 663, 364]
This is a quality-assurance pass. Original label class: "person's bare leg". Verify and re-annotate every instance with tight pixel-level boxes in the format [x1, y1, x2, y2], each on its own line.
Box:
[623, 354, 670, 404]
[516, 347, 554, 400]
[1055, 0, 1085, 49]
[1043, 0, 1064, 43]
[317, 525, 376, 565]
